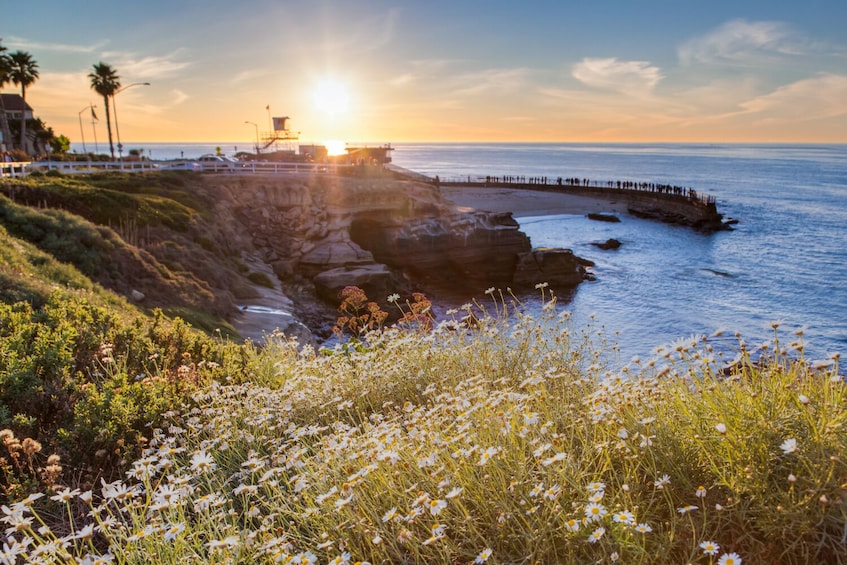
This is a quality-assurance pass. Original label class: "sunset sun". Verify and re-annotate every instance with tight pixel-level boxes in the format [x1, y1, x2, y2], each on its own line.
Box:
[313, 78, 350, 117]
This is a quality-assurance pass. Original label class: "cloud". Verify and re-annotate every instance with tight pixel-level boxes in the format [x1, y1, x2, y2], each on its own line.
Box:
[738, 73, 847, 121]
[678, 19, 806, 66]
[571, 58, 663, 95]
[97, 51, 191, 80]
[449, 67, 531, 97]
[4, 36, 109, 54]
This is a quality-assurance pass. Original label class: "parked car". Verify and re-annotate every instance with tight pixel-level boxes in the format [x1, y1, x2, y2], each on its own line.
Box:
[197, 154, 243, 171]
[158, 161, 201, 171]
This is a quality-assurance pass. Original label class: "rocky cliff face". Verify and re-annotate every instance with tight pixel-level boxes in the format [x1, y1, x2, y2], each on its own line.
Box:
[202, 171, 589, 337]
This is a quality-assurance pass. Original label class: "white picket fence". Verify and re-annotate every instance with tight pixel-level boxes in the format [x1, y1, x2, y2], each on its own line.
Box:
[1, 160, 358, 177]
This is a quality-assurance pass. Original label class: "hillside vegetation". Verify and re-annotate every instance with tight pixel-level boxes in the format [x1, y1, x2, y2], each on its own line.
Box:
[0, 173, 844, 564]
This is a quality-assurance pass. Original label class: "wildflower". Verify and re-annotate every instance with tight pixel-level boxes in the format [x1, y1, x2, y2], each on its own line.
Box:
[190, 450, 216, 474]
[586, 482, 605, 493]
[634, 523, 652, 533]
[475, 548, 493, 563]
[696, 485, 708, 498]
[387, 293, 400, 303]
[207, 535, 240, 552]
[700, 540, 720, 555]
[382, 507, 400, 523]
[654, 474, 671, 489]
[429, 499, 447, 515]
[529, 483, 543, 498]
[612, 510, 635, 525]
[542, 452, 567, 466]
[788, 474, 797, 483]
[396, 528, 413, 544]
[543, 485, 561, 500]
[715, 423, 727, 434]
[564, 518, 580, 532]
[587, 527, 605, 543]
[50, 487, 81, 503]
[328, 552, 351, 565]
[798, 394, 810, 405]
[164, 522, 185, 542]
[611, 552, 620, 562]
[584, 502, 607, 522]
[445, 486, 463, 499]
[677, 505, 698, 514]
[780, 438, 798, 455]
[718, 553, 742, 565]
[477, 446, 500, 466]
[372, 535, 382, 544]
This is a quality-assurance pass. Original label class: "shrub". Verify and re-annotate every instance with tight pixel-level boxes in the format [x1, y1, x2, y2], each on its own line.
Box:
[5, 291, 844, 563]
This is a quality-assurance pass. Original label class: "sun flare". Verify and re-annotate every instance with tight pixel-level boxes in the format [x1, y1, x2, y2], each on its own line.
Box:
[313, 78, 350, 116]
[324, 140, 346, 156]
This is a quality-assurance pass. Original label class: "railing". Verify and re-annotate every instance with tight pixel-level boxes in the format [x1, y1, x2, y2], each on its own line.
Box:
[0, 160, 359, 177]
[434, 174, 718, 207]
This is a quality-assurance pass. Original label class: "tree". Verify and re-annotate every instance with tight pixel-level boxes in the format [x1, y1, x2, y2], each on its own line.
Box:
[0, 38, 14, 153]
[88, 62, 120, 159]
[50, 134, 71, 154]
[8, 50, 39, 154]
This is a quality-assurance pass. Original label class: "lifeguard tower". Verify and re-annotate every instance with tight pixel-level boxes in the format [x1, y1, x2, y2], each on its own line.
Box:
[259, 115, 299, 155]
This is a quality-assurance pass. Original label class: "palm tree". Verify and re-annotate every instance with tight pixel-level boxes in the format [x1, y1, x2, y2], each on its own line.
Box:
[88, 62, 120, 159]
[0, 38, 14, 154]
[8, 51, 39, 154]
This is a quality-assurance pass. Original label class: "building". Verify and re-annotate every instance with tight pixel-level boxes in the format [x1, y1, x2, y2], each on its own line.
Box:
[341, 144, 393, 165]
[0, 94, 35, 153]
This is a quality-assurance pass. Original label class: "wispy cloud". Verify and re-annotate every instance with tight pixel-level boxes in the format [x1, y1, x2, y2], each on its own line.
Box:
[738, 73, 847, 122]
[571, 58, 663, 95]
[230, 69, 273, 85]
[3, 35, 109, 54]
[449, 67, 531, 97]
[102, 51, 192, 80]
[678, 19, 807, 66]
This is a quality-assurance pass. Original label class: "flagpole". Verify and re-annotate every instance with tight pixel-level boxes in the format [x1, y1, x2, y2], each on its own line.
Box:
[266, 105, 272, 135]
[91, 104, 100, 155]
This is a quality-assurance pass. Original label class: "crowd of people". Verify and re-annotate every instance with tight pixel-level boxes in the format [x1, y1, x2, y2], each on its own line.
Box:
[438, 173, 717, 206]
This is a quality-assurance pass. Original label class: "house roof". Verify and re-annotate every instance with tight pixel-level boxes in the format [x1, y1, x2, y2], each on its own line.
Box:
[1, 94, 33, 112]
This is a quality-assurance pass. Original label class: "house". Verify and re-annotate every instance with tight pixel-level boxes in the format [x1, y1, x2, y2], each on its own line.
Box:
[1, 94, 35, 153]
[1, 94, 34, 122]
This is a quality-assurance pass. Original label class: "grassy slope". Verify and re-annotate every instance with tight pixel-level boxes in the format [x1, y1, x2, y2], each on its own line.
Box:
[0, 172, 243, 332]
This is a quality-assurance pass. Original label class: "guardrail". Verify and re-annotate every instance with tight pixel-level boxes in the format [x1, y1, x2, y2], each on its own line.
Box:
[0, 160, 359, 177]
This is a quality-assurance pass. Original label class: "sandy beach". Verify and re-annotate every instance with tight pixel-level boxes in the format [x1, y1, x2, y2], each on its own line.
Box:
[437, 185, 629, 217]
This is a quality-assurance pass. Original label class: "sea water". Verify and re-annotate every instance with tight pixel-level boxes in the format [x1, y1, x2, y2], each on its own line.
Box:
[106, 142, 847, 360]
[391, 143, 847, 361]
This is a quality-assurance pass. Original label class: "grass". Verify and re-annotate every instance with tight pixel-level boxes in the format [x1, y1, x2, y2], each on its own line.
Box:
[2, 289, 844, 564]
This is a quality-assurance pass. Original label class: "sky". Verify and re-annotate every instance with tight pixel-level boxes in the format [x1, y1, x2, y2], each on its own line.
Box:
[4, 0, 847, 146]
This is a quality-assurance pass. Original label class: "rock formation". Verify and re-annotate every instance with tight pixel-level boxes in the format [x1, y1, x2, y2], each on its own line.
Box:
[201, 171, 590, 336]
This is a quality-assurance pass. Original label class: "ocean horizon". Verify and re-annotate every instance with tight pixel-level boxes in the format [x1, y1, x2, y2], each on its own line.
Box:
[69, 141, 847, 361]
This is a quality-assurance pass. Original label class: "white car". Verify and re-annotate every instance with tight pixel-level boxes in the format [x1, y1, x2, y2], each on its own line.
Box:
[158, 161, 201, 171]
[197, 154, 242, 171]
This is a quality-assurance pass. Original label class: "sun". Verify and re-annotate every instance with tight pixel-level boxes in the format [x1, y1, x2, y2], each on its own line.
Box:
[313, 78, 350, 117]
[324, 140, 346, 156]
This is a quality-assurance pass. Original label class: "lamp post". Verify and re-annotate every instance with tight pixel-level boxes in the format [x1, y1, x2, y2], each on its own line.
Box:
[77, 105, 91, 154]
[112, 82, 150, 166]
[245, 121, 260, 155]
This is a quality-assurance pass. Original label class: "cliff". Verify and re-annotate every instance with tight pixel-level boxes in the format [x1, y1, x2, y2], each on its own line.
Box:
[202, 171, 589, 337]
[0, 171, 590, 342]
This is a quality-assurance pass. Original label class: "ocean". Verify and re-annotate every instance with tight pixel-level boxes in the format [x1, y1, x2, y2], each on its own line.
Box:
[100, 142, 847, 361]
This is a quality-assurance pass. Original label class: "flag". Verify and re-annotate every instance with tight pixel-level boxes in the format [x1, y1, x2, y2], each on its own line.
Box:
[91, 106, 98, 121]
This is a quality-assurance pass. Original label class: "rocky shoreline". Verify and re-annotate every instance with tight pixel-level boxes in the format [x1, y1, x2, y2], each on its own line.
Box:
[197, 171, 593, 343]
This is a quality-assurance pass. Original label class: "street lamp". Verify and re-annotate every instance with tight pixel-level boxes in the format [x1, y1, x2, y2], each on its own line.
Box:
[112, 82, 150, 165]
[245, 121, 260, 155]
[77, 104, 94, 154]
